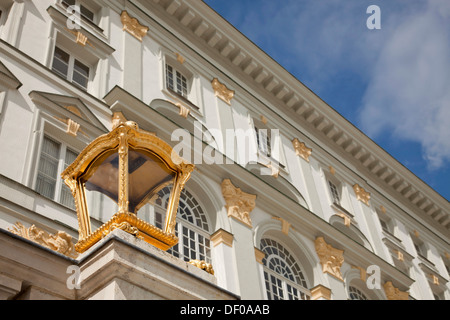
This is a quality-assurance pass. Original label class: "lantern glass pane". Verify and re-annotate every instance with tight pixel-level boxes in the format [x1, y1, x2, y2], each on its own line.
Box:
[128, 148, 176, 214]
[83, 151, 119, 223]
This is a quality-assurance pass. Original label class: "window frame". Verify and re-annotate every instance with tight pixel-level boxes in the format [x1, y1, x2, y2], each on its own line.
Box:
[251, 116, 286, 171]
[34, 134, 80, 210]
[327, 179, 341, 205]
[51, 45, 92, 91]
[60, 0, 101, 27]
[254, 126, 272, 158]
[140, 187, 212, 264]
[260, 238, 310, 301]
[348, 285, 369, 300]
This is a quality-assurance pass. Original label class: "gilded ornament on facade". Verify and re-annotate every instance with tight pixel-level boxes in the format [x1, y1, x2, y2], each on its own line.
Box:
[336, 212, 351, 227]
[353, 184, 371, 206]
[254, 248, 266, 265]
[188, 260, 215, 275]
[8, 222, 78, 259]
[272, 217, 291, 235]
[263, 161, 280, 178]
[430, 274, 439, 285]
[121, 11, 149, 42]
[351, 265, 367, 281]
[383, 281, 409, 300]
[310, 285, 332, 300]
[65, 28, 94, 48]
[292, 138, 312, 162]
[211, 78, 234, 105]
[221, 179, 256, 228]
[315, 237, 344, 281]
[329, 166, 336, 175]
[175, 53, 185, 64]
[54, 116, 87, 137]
[177, 102, 190, 119]
[211, 229, 234, 248]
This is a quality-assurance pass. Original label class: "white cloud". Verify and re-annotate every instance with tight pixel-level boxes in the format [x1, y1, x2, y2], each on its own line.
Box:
[217, 0, 450, 171]
[359, 0, 450, 170]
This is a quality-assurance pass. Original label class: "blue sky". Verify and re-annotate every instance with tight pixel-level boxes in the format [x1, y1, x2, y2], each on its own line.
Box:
[204, 0, 450, 202]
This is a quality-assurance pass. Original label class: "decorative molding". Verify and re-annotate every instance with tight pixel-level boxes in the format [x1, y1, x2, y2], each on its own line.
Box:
[175, 53, 185, 64]
[8, 222, 78, 259]
[75, 31, 88, 46]
[351, 265, 367, 282]
[430, 274, 439, 285]
[221, 179, 256, 228]
[260, 115, 268, 125]
[112, 112, 127, 130]
[396, 250, 404, 262]
[315, 237, 344, 281]
[336, 212, 351, 227]
[54, 116, 87, 137]
[329, 166, 336, 175]
[177, 102, 190, 119]
[383, 281, 409, 300]
[188, 260, 215, 275]
[65, 28, 94, 48]
[120, 11, 149, 42]
[66, 118, 81, 137]
[254, 247, 266, 265]
[310, 285, 332, 300]
[292, 138, 312, 162]
[263, 161, 280, 178]
[211, 78, 234, 105]
[211, 229, 234, 248]
[272, 217, 291, 235]
[353, 184, 371, 206]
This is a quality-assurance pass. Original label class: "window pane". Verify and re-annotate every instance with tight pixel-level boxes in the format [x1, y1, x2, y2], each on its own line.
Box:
[261, 238, 310, 300]
[36, 137, 61, 199]
[72, 59, 90, 89]
[328, 180, 340, 204]
[62, 0, 76, 7]
[60, 148, 79, 209]
[175, 71, 187, 98]
[166, 64, 174, 91]
[52, 47, 69, 78]
[80, 5, 95, 22]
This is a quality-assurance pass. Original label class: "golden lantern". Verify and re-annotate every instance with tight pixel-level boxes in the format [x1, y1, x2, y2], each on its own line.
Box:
[61, 121, 194, 253]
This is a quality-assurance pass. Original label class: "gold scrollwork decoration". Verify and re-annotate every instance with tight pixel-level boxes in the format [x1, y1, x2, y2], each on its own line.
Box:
[189, 260, 215, 276]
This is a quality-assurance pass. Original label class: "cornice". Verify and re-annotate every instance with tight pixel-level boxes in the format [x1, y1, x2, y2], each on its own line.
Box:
[140, 0, 449, 234]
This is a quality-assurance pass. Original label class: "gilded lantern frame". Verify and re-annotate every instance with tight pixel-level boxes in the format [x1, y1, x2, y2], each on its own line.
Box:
[61, 121, 194, 253]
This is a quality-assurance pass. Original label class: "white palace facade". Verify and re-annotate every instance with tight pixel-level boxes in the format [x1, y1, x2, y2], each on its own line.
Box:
[0, 0, 448, 300]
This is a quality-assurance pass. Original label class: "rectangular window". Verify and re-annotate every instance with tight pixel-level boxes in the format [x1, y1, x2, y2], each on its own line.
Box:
[52, 47, 70, 78]
[379, 219, 390, 233]
[72, 59, 90, 89]
[62, 0, 95, 23]
[36, 137, 61, 199]
[328, 180, 341, 205]
[51, 47, 90, 90]
[166, 64, 188, 98]
[35, 135, 78, 209]
[255, 127, 271, 156]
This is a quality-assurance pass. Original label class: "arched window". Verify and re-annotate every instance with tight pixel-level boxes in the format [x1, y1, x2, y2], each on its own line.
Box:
[141, 186, 211, 263]
[260, 238, 310, 300]
[348, 286, 368, 300]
